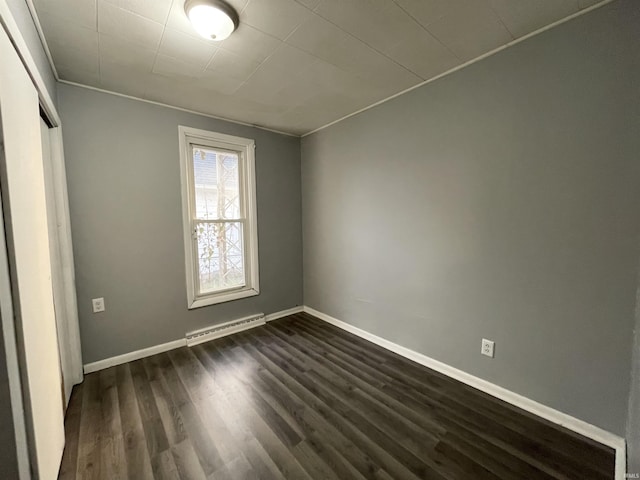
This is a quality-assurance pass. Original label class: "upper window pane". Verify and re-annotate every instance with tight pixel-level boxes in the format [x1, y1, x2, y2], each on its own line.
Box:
[192, 146, 240, 220]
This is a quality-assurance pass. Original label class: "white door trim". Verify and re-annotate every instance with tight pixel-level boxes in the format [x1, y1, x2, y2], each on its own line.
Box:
[0, 23, 66, 478]
[0, 137, 31, 480]
[0, 0, 83, 395]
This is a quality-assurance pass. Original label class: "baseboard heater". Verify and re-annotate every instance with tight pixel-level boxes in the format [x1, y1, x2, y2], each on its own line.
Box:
[186, 313, 266, 347]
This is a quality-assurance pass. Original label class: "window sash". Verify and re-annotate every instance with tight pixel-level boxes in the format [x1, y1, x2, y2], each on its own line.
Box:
[191, 219, 247, 298]
[179, 126, 259, 309]
[188, 145, 248, 298]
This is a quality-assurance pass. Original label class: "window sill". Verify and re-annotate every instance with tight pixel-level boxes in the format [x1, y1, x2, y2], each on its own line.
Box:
[188, 287, 259, 309]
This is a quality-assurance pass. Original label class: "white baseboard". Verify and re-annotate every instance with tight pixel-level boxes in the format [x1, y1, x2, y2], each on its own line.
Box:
[302, 305, 627, 480]
[83, 338, 186, 374]
[82, 306, 304, 374]
[265, 305, 303, 322]
[81, 303, 625, 477]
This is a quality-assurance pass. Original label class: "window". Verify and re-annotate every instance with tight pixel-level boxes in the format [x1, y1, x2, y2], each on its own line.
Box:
[179, 126, 259, 308]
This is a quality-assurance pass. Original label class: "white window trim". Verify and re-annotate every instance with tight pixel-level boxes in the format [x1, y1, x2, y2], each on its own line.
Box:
[178, 126, 259, 309]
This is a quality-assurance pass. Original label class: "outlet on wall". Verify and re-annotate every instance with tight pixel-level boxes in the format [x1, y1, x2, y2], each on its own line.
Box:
[92, 297, 105, 313]
[481, 338, 495, 358]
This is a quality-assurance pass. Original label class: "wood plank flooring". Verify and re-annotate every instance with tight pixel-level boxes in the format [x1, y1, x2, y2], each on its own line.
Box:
[58, 313, 615, 480]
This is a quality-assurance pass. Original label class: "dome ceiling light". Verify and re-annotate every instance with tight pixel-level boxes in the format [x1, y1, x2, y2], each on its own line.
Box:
[184, 0, 239, 41]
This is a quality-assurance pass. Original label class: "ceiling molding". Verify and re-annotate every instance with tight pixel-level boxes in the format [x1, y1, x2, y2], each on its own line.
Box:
[27, 0, 615, 137]
[25, 0, 59, 81]
[58, 79, 299, 137]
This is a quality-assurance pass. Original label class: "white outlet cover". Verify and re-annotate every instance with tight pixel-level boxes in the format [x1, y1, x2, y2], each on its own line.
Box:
[481, 338, 495, 358]
[92, 297, 105, 313]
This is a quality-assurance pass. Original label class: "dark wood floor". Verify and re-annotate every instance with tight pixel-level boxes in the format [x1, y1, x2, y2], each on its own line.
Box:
[58, 313, 615, 480]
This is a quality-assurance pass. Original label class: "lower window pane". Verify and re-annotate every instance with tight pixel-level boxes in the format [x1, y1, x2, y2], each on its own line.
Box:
[195, 222, 245, 294]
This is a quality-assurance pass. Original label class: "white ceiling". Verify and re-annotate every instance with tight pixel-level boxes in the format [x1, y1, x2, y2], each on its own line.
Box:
[33, 0, 603, 135]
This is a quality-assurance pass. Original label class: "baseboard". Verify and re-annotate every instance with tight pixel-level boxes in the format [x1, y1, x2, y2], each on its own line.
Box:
[265, 305, 303, 322]
[81, 304, 626, 477]
[82, 306, 304, 374]
[302, 305, 627, 480]
[83, 338, 186, 374]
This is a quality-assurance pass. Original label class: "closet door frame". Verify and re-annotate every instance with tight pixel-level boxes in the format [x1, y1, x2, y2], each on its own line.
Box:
[0, 0, 83, 393]
[0, 2, 83, 479]
[0, 128, 31, 480]
[0, 26, 65, 479]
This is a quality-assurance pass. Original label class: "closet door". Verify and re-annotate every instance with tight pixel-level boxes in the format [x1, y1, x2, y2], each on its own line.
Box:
[40, 119, 71, 405]
[40, 120, 84, 406]
[0, 26, 65, 480]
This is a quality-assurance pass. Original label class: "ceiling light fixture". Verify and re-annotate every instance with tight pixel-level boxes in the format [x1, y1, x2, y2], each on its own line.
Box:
[184, 0, 239, 41]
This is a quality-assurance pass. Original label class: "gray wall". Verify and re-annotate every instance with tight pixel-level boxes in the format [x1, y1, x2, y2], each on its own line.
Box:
[5, 0, 57, 104]
[59, 84, 302, 363]
[302, 0, 640, 436]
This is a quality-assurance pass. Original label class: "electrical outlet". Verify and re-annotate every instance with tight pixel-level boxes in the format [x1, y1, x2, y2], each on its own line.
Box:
[481, 338, 495, 358]
[92, 297, 105, 313]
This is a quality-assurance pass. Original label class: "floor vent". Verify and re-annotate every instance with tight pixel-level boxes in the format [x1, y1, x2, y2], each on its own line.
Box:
[186, 313, 266, 347]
